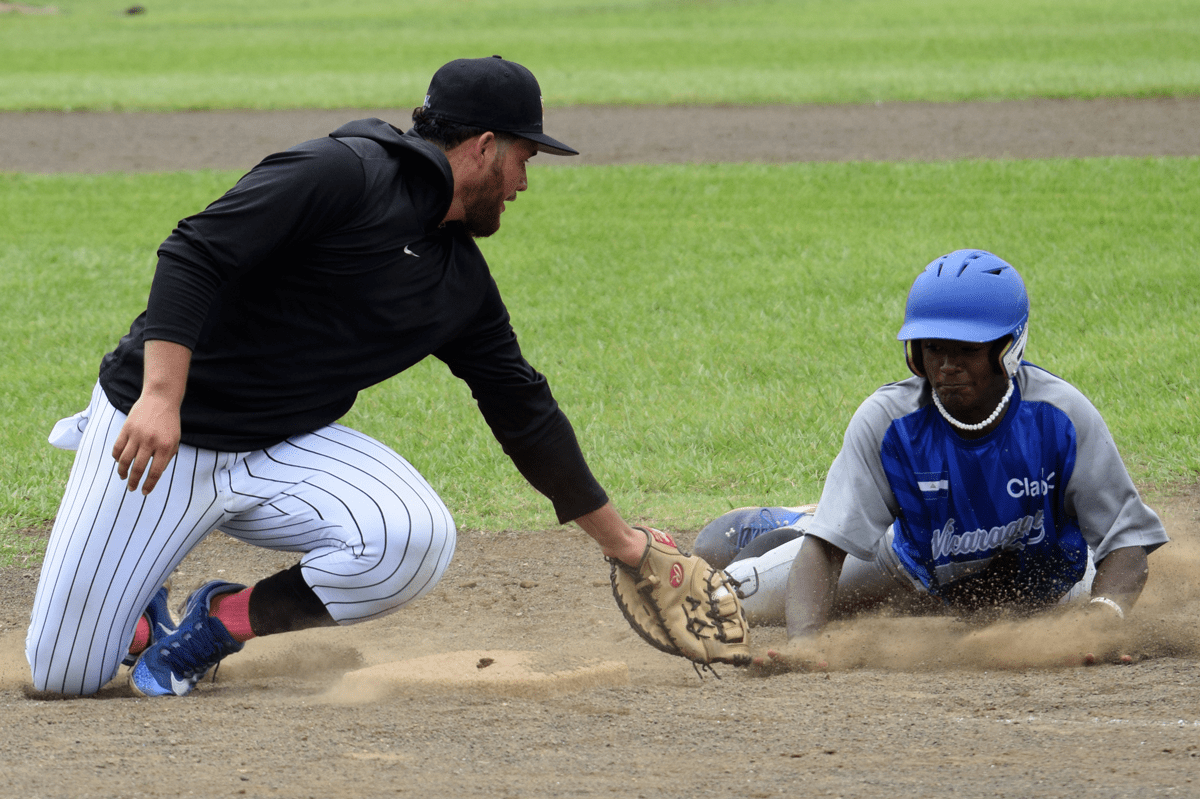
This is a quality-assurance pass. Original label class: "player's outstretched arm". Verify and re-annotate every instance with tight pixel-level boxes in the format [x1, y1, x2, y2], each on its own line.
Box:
[1061, 546, 1149, 666]
[784, 535, 846, 640]
[572, 502, 647, 568]
[754, 536, 848, 673]
[112, 339, 191, 495]
[1089, 545, 1150, 617]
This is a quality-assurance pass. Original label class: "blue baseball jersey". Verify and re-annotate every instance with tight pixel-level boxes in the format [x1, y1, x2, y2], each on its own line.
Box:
[806, 362, 1168, 604]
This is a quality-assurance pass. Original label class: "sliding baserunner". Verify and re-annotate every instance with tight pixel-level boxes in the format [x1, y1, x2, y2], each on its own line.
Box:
[700, 250, 1168, 667]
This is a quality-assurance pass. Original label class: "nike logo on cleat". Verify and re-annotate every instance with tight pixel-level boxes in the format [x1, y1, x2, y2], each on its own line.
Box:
[170, 674, 192, 695]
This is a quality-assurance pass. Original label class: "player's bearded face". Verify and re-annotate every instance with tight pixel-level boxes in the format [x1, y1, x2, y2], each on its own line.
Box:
[462, 156, 507, 237]
[462, 138, 533, 238]
[921, 339, 1011, 424]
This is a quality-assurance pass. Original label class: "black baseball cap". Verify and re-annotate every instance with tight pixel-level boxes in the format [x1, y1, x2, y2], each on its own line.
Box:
[422, 56, 578, 156]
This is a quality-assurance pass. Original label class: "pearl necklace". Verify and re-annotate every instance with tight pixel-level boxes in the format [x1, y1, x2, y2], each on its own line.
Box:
[930, 379, 1014, 432]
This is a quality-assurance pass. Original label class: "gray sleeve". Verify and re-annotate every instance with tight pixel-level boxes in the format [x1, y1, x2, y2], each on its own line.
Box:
[805, 382, 913, 561]
[1023, 369, 1169, 561]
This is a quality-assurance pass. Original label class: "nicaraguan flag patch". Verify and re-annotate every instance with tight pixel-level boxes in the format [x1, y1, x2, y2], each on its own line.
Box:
[916, 473, 949, 496]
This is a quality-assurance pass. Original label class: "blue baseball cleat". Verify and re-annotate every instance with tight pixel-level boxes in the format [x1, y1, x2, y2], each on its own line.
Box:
[129, 580, 247, 697]
[122, 582, 177, 667]
[692, 505, 818, 570]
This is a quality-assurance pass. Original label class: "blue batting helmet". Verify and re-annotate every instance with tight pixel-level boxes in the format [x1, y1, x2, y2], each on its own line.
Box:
[898, 249, 1030, 378]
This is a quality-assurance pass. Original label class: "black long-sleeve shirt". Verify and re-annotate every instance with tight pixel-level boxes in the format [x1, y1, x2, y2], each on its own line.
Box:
[98, 119, 607, 523]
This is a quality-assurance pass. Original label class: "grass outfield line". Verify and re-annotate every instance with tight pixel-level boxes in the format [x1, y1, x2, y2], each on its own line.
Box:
[2, 0, 1198, 110]
[2, 157, 1197, 560]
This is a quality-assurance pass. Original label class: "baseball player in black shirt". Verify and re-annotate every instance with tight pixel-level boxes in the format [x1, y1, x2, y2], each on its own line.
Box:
[28, 56, 653, 696]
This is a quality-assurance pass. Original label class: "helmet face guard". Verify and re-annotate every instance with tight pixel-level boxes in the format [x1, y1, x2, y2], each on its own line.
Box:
[898, 249, 1030, 379]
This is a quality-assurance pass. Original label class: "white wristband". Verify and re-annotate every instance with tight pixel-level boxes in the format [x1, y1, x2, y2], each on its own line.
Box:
[1089, 596, 1125, 619]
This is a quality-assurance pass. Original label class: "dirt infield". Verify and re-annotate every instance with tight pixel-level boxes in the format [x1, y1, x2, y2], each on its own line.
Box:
[2, 101, 1198, 799]
[3, 96, 1200, 173]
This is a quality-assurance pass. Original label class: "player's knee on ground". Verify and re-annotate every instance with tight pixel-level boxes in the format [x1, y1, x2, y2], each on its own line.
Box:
[27, 614, 134, 696]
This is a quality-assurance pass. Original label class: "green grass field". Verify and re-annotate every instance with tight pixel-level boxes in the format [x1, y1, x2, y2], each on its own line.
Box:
[2, 0, 1199, 109]
[4, 158, 1198, 555]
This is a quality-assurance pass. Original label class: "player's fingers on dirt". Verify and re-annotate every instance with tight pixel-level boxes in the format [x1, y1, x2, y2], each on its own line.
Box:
[1073, 651, 1137, 667]
[749, 648, 828, 675]
[745, 655, 787, 677]
[768, 648, 824, 665]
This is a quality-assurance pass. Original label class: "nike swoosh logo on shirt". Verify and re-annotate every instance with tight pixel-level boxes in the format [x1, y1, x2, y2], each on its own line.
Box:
[404, 245, 420, 258]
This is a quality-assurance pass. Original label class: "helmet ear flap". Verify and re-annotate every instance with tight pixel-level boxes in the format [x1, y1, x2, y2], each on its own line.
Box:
[989, 338, 1009, 376]
[997, 324, 1029, 378]
[905, 340, 925, 377]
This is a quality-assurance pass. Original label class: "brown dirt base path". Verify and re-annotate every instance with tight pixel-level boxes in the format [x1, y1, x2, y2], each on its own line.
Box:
[3, 96, 1200, 172]
[1, 100, 1198, 799]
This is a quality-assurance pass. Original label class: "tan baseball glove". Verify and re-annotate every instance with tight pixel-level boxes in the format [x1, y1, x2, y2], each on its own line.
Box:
[610, 526, 751, 669]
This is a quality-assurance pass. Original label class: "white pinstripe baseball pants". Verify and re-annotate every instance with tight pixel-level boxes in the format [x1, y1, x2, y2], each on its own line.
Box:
[27, 383, 456, 695]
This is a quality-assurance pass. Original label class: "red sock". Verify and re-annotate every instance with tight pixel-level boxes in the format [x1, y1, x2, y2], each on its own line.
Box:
[209, 587, 257, 643]
[127, 616, 151, 657]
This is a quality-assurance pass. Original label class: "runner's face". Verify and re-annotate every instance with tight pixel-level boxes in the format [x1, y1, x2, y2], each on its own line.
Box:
[462, 137, 536, 238]
[920, 339, 1010, 424]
